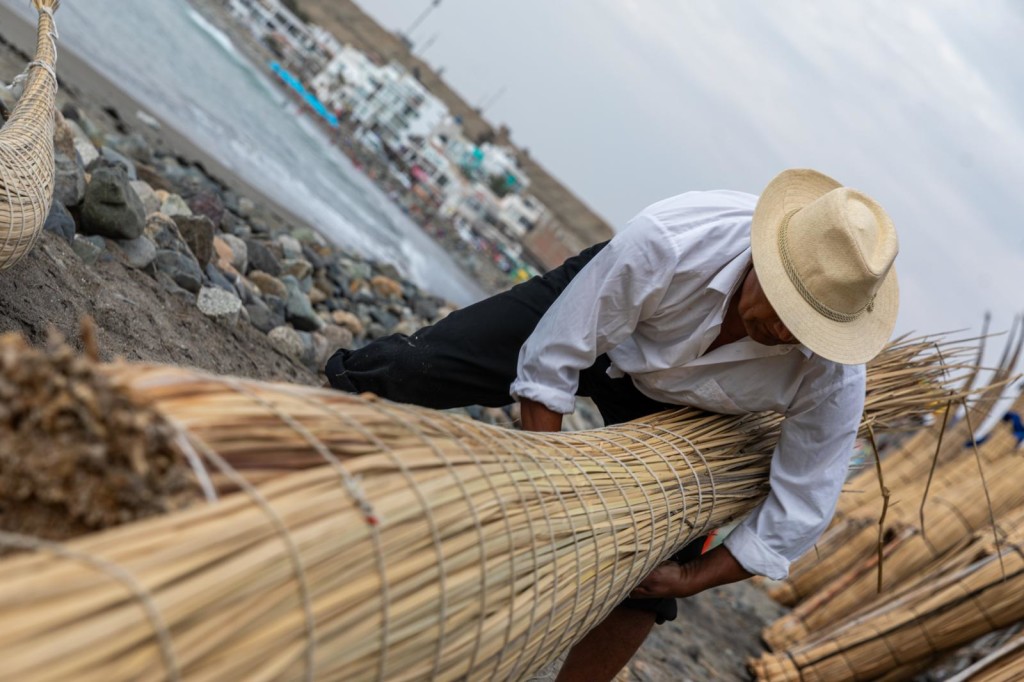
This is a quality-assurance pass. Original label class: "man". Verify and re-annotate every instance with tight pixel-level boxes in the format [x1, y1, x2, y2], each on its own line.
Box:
[326, 168, 899, 680]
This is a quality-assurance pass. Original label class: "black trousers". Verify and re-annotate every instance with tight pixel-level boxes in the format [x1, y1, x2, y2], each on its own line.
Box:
[326, 241, 703, 622]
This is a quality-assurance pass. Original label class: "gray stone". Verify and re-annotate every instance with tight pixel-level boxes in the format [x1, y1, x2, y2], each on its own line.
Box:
[117, 235, 157, 269]
[160, 193, 192, 217]
[65, 120, 100, 168]
[280, 258, 313, 282]
[53, 141, 86, 208]
[263, 294, 287, 324]
[105, 132, 152, 164]
[248, 270, 288, 299]
[144, 213, 190, 254]
[205, 262, 235, 292]
[237, 196, 255, 218]
[219, 233, 248, 273]
[197, 286, 242, 326]
[43, 200, 75, 243]
[130, 180, 160, 215]
[173, 214, 215, 267]
[268, 325, 305, 363]
[185, 188, 225, 227]
[155, 271, 196, 305]
[72, 234, 105, 264]
[321, 323, 354, 354]
[152, 249, 202, 293]
[277, 234, 303, 260]
[412, 296, 440, 321]
[281, 274, 322, 332]
[365, 322, 388, 340]
[92, 147, 138, 180]
[244, 238, 281, 276]
[297, 330, 317, 367]
[310, 331, 332, 371]
[80, 165, 146, 239]
[245, 297, 282, 334]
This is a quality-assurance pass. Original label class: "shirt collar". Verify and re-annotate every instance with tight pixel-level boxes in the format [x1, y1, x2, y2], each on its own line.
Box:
[702, 247, 813, 360]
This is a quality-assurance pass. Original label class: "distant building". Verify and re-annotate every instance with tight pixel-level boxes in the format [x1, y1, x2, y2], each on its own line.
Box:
[227, 0, 327, 71]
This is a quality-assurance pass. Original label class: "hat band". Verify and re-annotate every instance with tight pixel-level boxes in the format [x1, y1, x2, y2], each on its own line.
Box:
[777, 209, 875, 324]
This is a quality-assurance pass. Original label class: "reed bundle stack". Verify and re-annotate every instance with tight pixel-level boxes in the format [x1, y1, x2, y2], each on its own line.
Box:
[762, 416, 1024, 650]
[767, 325, 1022, 607]
[750, 516, 1024, 681]
[946, 631, 1024, 682]
[0, 331, 968, 680]
[0, 0, 59, 270]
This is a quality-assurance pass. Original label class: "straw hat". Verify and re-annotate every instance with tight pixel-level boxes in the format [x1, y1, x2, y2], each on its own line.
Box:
[751, 169, 899, 365]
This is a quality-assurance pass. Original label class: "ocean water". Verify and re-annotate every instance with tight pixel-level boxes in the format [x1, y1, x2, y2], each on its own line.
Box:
[0, 0, 485, 305]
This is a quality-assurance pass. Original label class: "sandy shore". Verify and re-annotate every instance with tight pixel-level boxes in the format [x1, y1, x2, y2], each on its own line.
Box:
[0, 1, 322, 245]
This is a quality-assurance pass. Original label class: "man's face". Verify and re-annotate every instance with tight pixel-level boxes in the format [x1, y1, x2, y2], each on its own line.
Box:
[737, 268, 798, 346]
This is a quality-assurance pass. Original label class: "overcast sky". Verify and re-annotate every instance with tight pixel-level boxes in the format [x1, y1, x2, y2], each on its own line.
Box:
[359, 0, 1024, 355]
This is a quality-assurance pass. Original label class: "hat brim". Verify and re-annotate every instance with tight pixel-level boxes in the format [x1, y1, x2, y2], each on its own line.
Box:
[750, 169, 899, 365]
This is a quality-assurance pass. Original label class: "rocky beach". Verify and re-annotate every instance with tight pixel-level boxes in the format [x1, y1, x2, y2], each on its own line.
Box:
[0, 5, 799, 681]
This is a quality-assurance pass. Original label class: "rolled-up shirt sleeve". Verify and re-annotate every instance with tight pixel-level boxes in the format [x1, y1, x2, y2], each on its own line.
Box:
[510, 214, 677, 414]
[723, 367, 866, 579]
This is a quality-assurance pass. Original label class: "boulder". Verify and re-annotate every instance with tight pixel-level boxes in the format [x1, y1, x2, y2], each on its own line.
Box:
[160, 193, 192, 217]
[130, 180, 161, 215]
[173, 214, 215, 267]
[330, 310, 365, 337]
[91, 146, 138, 180]
[53, 115, 86, 207]
[80, 165, 146, 239]
[144, 212, 190, 253]
[244, 238, 281, 276]
[72, 234, 106, 264]
[248, 270, 288, 299]
[43, 200, 75, 243]
[277, 234, 303, 260]
[371, 275, 404, 299]
[245, 297, 283, 334]
[185, 188, 225, 227]
[64, 119, 100, 168]
[197, 286, 242, 326]
[217, 233, 248, 273]
[116, 235, 157, 269]
[268, 326, 304, 364]
[152, 249, 202, 293]
[281, 275, 322, 332]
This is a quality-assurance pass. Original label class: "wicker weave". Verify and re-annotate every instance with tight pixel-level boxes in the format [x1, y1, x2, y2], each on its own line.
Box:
[0, 333, 970, 680]
[0, 0, 59, 270]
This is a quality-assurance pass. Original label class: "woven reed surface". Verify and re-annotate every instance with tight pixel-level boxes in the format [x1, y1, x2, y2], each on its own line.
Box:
[0, 335, 968, 680]
[0, 1, 59, 270]
[947, 632, 1024, 682]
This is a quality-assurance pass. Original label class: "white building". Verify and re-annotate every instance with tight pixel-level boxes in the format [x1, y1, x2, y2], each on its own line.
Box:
[497, 193, 547, 239]
[227, 0, 326, 68]
[310, 45, 379, 113]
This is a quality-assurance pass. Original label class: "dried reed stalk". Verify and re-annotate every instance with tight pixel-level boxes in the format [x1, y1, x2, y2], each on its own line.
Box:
[750, 521, 1024, 682]
[0, 0, 59, 270]
[0, 334, 968, 681]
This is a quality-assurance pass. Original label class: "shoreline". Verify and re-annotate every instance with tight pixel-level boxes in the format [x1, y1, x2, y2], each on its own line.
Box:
[0, 2, 323, 268]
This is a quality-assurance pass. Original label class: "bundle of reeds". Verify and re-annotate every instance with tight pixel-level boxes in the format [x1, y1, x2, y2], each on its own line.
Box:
[750, 521, 1024, 681]
[946, 632, 1024, 682]
[0, 0, 60, 270]
[762, 442, 1024, 650]
[768, 326, 1022, 607]
[0, 332, 970, 680]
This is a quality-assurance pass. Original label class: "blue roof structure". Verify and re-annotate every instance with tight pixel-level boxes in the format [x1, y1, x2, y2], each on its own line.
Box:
[270, 61, 340, 129]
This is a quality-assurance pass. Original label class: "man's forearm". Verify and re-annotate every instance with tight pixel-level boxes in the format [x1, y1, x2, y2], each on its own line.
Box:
[520, 397, 563, 432]
[630, 544, 753, 599]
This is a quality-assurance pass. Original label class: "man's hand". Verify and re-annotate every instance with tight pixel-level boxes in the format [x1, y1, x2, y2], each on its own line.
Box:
[629, 545, 752, 599]
[520, 398, 563, 432]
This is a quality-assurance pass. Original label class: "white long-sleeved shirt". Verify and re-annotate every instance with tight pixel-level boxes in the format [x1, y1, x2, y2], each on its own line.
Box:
[509, 190, 866, 579]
